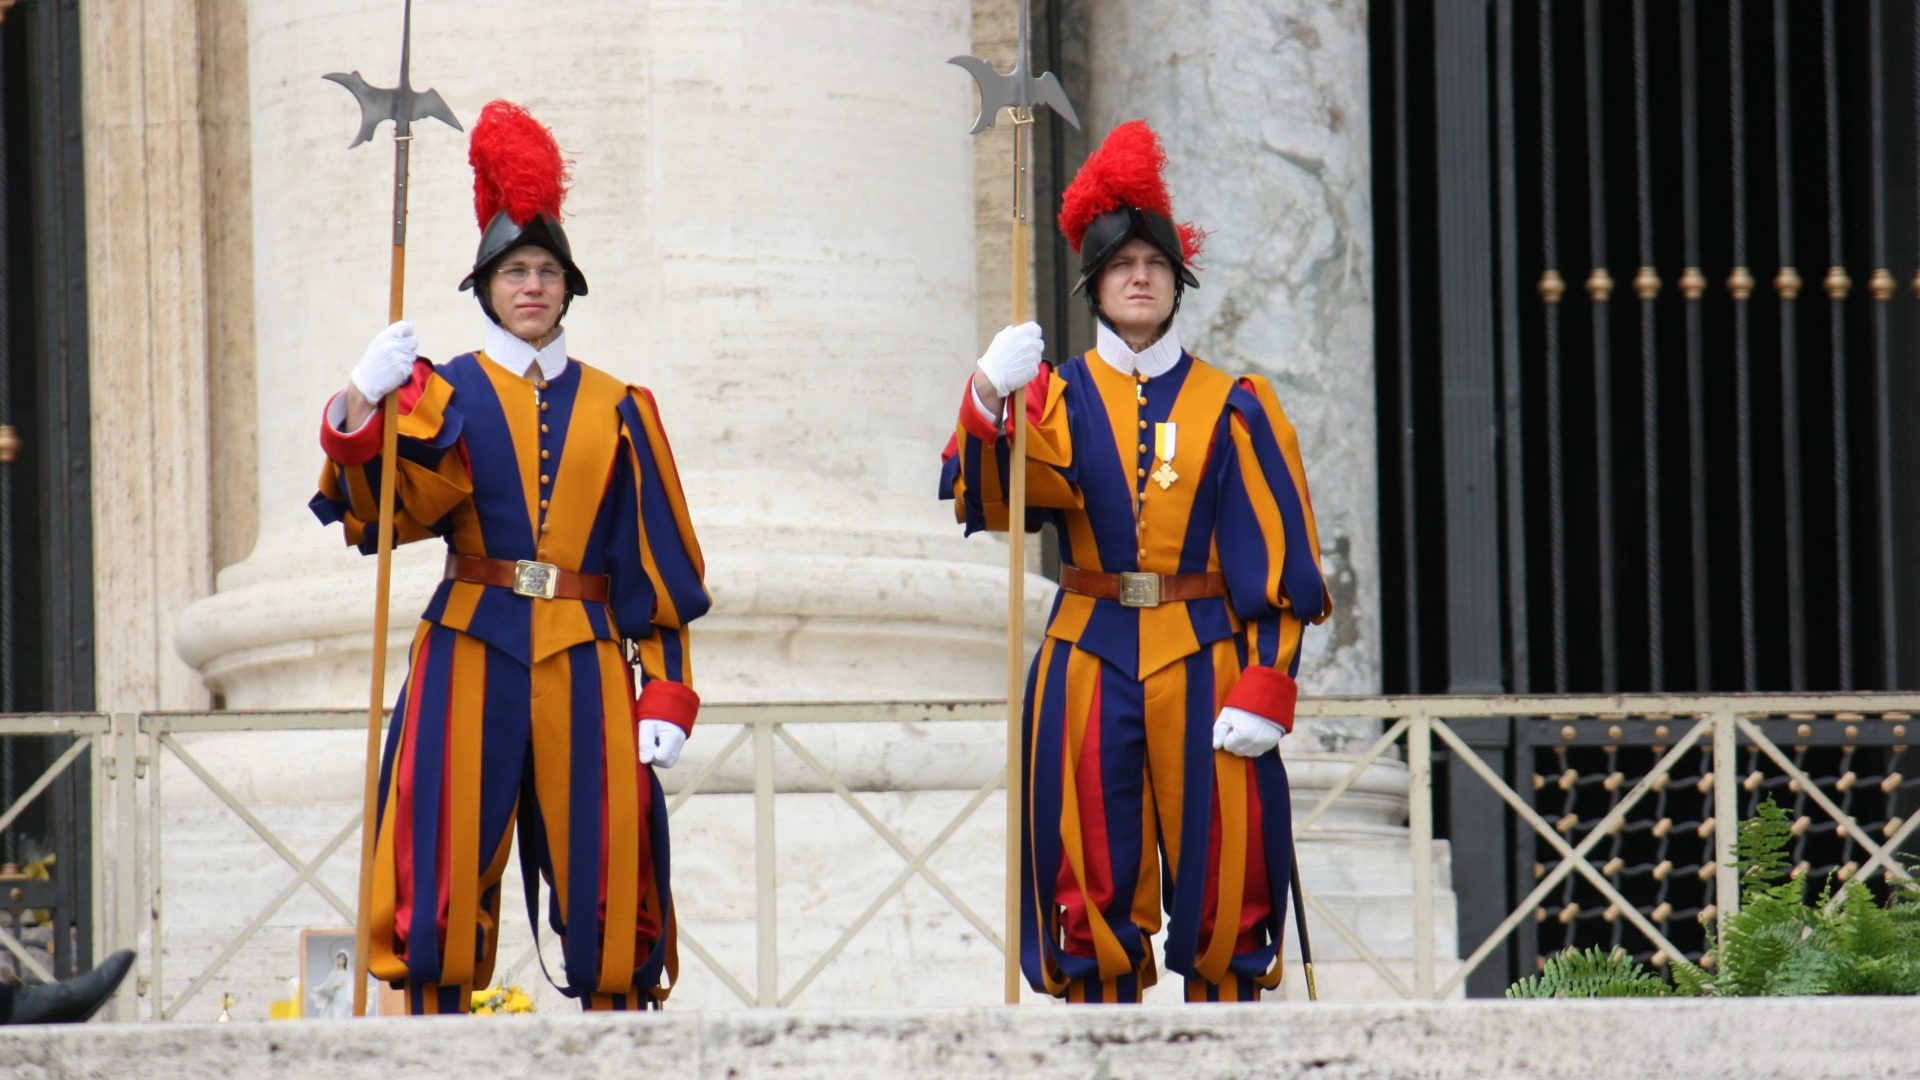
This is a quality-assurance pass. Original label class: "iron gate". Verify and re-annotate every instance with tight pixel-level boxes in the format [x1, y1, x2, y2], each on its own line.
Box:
[0, 0, 96, 986]
[1376, 0, 1920, 698]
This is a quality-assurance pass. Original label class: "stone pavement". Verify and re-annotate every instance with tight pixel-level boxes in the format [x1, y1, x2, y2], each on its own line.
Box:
[3, 998, 1911, 1079]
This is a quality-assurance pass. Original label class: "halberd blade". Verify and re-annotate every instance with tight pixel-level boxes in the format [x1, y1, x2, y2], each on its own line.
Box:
[948, 55, 1016, 134]
[323, 67, 462, 149]
[323, 71, 396, 148]
[1030, 71, 1080, 131]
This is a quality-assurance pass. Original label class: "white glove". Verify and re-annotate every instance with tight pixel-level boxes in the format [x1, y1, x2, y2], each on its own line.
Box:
[1212, 706, 1287, 758]
[637, 719, 686, 769]
[976, 321, 1045, 395]
[351, 320, 418, 403]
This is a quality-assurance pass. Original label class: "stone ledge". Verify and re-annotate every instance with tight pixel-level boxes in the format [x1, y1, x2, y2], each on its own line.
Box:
[4, 999, 1911, 1079]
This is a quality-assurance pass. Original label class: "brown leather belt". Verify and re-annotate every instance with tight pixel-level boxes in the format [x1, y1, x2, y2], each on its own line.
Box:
[444, 553, 609, 602]
[1058, 565, 1226, 609]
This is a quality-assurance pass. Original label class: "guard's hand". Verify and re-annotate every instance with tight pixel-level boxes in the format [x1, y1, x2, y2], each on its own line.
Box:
[351, 320, 418, 404]
[637, 718, 686, 769]
[1212, 706, 1287, 758]
[976, 321, 1045, 396]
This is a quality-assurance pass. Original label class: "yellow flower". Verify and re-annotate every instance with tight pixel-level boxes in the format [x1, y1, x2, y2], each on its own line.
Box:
[469, 984, 535, 1015]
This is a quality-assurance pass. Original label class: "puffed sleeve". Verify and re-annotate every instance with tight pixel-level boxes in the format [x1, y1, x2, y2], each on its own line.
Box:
[609, 386, 711, 735]
[1211, 374, 1331, 730]
[938, 365, 1081, 535]
[310, 359, 471, 553]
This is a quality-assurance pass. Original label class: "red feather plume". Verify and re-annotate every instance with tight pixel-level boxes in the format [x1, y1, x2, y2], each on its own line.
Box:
[1058, 119, 1205, 264]
[468, 100, 570, 229]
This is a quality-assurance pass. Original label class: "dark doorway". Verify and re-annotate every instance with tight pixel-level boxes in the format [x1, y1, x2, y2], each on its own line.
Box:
[1373, 0, 1920, 996]
[1, 0, 94, 981]
[1375, 0, 1920, 698]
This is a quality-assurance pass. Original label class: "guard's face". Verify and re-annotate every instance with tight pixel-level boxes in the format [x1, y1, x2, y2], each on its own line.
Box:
[1096, 238, 1176, 340]
[488, 245, 566, 344]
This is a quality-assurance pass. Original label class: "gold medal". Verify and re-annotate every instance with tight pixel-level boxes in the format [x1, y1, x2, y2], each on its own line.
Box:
[1152, 422, 1179, 489]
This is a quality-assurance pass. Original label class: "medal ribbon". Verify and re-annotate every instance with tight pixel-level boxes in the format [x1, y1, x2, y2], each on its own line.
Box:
[1154, 421, 1177, 464]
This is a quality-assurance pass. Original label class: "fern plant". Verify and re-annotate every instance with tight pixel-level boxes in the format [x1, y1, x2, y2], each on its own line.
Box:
[1506, 945, 1667, 998]
[1507, 797, 1920, 999]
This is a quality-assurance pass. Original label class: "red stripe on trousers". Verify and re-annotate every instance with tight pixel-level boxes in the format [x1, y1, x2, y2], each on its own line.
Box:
[1057, 664, 1113, 958]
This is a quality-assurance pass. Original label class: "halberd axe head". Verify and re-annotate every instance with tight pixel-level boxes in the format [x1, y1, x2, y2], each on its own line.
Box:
[323, 0, 462, 146]
[949, 0, 1080, 134]
[324, 70, 461, 147]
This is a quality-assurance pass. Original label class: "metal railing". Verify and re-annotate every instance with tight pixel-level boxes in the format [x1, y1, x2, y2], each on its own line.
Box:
[1292, 692, 1920, 998]
[5, 692, 1916, 1016]
[0, 714, 110, 988]
[132, 703, 1008, 1016]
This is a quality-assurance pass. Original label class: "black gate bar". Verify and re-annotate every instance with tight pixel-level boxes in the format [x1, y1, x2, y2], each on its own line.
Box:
[1731, 0, 1759, 691]
[1540, 0, 1569, 692]
[1821, 0, 1852, 689]
[1680, 0, 1712, 690]
[1497, 0, 1529, 693]
[1632, 0, 1663, 690]
[0, 5, 15, 863]
[1394, 0, 1421, 690]
[1868, 0, 1897, 688]
[1772, 0, 1808, 690]
[1585, 0, 1619, 690]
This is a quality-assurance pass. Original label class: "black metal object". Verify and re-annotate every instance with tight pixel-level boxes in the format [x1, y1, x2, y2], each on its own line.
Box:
[1771, 0, 1807, 691]
[1433, 0, 1506, 694]
[0, 0, 94, 982]
[1522, 713, 1918, 976]
[1432, 710, 1919, 993]
[1379, 1, 1920, 990]
[1631, 0, 1662, 691]
[1032, 0, 1086, 583]
[1681, 0, 1713, 691]
[1582, 0, 1618, 692]
[10, 0, 91, 711]
[1374, 0, 1920, 697]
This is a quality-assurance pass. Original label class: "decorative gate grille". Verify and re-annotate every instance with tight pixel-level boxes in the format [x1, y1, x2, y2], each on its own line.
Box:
[1375, 0, 1920, 697]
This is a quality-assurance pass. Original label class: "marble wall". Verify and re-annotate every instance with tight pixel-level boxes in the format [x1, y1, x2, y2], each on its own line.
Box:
[1086, 0, 1380, 698]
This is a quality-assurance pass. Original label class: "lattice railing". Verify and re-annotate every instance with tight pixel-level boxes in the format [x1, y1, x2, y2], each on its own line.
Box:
[1292, 693, 1920, 998]
[10, 692, 1916, 1017]
[0, 715, 109, 989]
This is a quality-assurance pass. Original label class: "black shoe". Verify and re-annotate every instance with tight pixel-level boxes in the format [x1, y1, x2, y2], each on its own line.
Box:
[7, 949, 135, 1025]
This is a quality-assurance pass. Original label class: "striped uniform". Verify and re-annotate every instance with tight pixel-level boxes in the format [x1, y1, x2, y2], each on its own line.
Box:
[940, 348, 1329, 1003]
[314, 350, 709, 1013]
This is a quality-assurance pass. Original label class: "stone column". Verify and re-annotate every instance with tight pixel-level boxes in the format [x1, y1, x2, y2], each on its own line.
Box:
[176, 0, 1037, 706]
[1086, 0, 1457, 998]
[81, 0, 217, 713]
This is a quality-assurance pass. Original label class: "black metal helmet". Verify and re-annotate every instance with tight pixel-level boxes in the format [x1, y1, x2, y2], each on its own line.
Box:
[461, 101, 588, 324]
[1059, 121, 1204, 326]
[1070, 205, 1201, 297]
[458, 211, 589, 325]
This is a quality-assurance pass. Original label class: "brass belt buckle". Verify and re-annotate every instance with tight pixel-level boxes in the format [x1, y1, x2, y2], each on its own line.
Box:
[513, 559, 558, 600]
[1117, 571, 1161, 609]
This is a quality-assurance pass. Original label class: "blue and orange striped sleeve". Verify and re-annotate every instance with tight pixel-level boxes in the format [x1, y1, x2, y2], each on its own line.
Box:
[1213, 375, 1332, 730]
[311, 359, 471, 553]
[938, 367, 1080, 535]
[612, 387, 711, 735]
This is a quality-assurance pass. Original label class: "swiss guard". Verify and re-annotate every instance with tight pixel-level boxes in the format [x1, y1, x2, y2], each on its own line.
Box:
[941, 121, 1331, 1003]
[313, 101, 709, 1013]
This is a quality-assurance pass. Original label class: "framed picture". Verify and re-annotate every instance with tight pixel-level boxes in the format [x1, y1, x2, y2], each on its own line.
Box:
[298, 928, 402, 1018]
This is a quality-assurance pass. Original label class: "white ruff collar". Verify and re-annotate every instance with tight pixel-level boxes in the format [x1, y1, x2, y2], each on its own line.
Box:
[1094, 320, 1183, 378]
[484, 319, 569, 381]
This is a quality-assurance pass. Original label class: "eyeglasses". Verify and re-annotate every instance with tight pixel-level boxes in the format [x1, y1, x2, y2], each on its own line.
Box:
[496, 265, 564, 285]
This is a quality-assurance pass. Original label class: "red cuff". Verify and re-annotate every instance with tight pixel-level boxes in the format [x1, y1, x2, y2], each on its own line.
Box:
[318, 361, 435, 466]
[956, 377, 1003, 443]
[955, 368, 1052, 443]
[635, 680, 700, 736]
[1223, 666, 1299, 733]
[320, 392, 384, 465]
